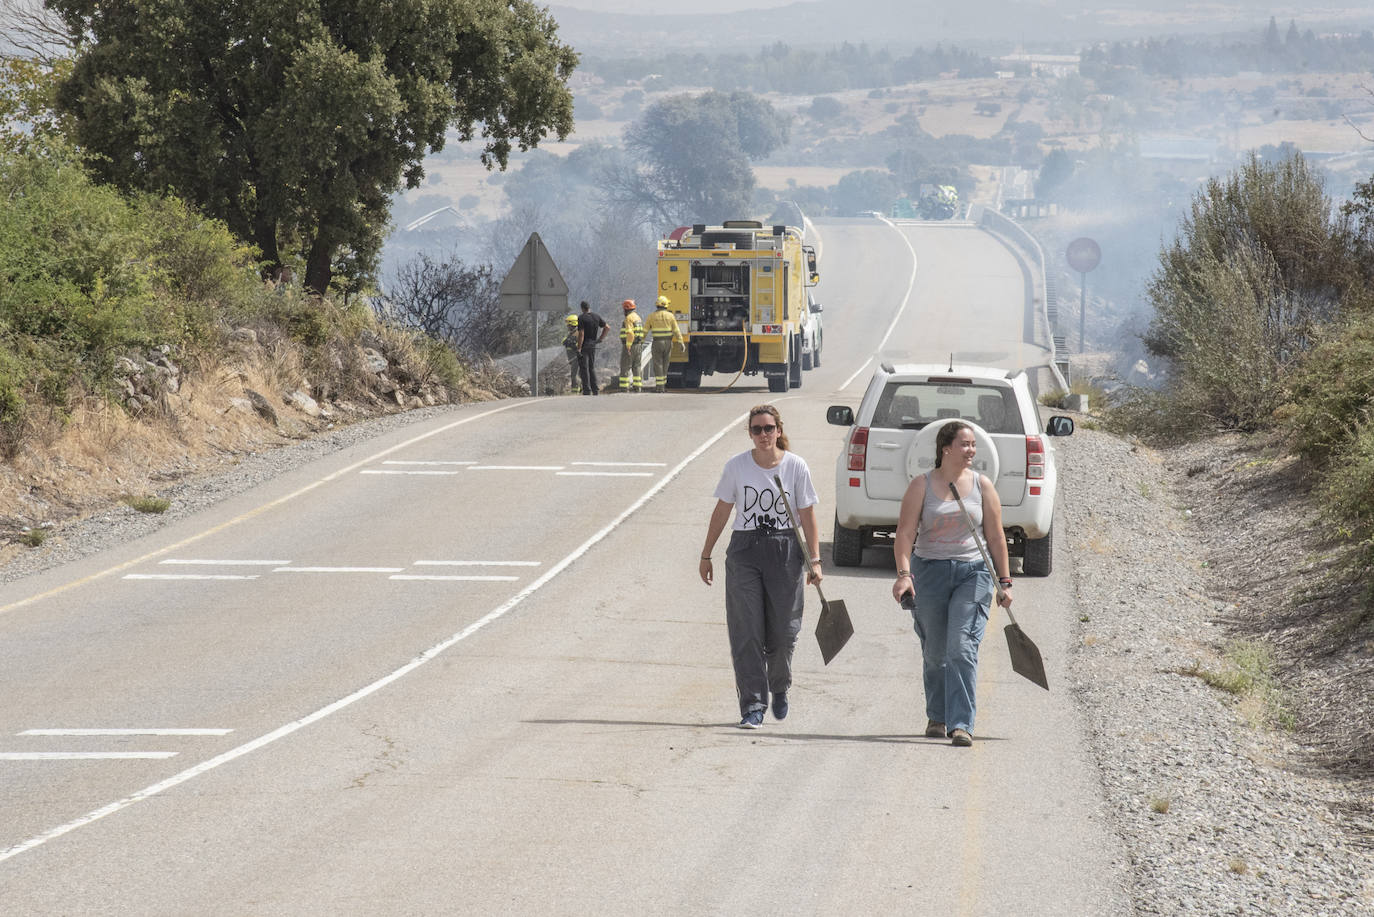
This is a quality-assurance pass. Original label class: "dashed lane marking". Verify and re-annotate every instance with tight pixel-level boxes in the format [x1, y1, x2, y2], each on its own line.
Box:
[272, 566, 404, 574]
[0, 399, 532, 618]
[389, 575, 518, 582]
[0, 752, 178, 761]
[0, 405, 749, 865]
[413, 561, 540, 567]
[19, 729, 233, 736]
[123, 574, 259, 581]
[158, 559, 288, 566]
[466, 465, 564, 471]
[556, 471, 654, 477]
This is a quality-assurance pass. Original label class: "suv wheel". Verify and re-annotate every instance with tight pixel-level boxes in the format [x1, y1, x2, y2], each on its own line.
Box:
[1023, 527, 1052, 576]
[833, 515, 864, 567]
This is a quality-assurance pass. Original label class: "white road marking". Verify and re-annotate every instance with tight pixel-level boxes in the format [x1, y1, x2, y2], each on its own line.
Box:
[413, 561, 540, 567]
[0, 752, 178, 760]
[360, 469, 461, 475]
[467, 465, 564, 471]
[272, 566, 404, 574]
[556, 471, 654, 477]
[569, 461, 667, 467]
[0, 406, 748, 865]
[19, 729, 232, 736]
[158, 559, 287, 566]
[381, 460, 476, 465]
[839, 215, 920, 392]
[123, 574, 259, 581]
[389, 575, 519, 582]
[0, 399, 531, 618]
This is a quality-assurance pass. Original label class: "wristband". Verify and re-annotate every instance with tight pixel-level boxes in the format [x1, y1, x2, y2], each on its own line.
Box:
[896, 571, 912, 579]
[810, 558, 822, 565]
[998, 578, 1013, 587]
[701, 556, 711, 561]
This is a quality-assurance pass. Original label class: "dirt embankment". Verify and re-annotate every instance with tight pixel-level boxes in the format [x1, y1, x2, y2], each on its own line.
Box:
[0, 327, 519, 569]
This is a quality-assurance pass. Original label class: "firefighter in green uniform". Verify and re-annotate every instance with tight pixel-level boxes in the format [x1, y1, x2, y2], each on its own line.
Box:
[562, 313, 582, 394]
[644, 295, 685, 393]
[618, 299, 645, 392]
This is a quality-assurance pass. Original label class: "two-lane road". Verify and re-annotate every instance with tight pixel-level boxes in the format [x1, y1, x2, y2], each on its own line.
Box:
[0, 218, 1128, 914]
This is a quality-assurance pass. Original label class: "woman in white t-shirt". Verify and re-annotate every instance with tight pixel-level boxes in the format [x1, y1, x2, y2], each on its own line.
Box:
[699, 405, 823, 729]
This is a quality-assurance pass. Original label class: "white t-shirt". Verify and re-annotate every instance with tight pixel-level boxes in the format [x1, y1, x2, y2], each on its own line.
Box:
[713, 450, 819, 532]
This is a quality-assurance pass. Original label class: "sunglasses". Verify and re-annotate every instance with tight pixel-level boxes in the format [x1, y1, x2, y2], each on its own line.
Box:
[750, 424, 778, 435]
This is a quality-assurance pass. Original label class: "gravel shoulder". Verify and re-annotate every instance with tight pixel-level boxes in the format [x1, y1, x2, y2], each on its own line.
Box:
[1059, 423, 1373, 915]
[3, 404, 1372, 913]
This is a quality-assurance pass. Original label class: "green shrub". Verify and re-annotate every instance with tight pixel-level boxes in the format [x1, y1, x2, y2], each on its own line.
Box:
[1279, 314, 1374, 467]
[122, 494, 170, 514]
[1315, 418, 1374, 590]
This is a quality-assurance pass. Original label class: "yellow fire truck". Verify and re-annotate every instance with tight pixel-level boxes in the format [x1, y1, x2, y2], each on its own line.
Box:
[656, 220, 820, 392]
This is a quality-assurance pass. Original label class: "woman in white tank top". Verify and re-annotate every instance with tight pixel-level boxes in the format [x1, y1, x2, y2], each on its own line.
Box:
[891, 421, 1013, 747]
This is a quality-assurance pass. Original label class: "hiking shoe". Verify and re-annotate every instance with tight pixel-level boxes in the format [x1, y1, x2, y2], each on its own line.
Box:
[738, 710, 764, 729]
[924, 719, 946, 738]
[950, 728, 973, 747]
[771, 692, 789, 721]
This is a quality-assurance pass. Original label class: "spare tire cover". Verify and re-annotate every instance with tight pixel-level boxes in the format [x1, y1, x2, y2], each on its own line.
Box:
[906, 418, 1001, 484]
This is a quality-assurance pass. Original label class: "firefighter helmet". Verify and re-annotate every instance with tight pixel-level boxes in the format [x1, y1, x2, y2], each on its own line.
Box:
[565, 313, 579, 327]
[622, 299, 636, 311]
[656, 295, 670, 307]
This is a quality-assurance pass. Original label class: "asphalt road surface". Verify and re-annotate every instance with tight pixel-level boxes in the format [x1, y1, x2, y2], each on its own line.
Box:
[0, 218, 1130, 915]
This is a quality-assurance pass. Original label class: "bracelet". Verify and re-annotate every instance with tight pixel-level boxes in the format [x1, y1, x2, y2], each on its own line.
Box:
[810, 558, 822, 565]
[998, 578, 1013, 587]
[896, 571, 912, 579]
[700, 556, 712, 561]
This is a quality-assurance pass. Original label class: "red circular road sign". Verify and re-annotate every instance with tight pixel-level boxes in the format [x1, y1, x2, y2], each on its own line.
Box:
[1066, 237, 1101, 273]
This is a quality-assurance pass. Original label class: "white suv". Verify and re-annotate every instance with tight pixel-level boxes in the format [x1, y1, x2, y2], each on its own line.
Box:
[826, 363, 1074, 575]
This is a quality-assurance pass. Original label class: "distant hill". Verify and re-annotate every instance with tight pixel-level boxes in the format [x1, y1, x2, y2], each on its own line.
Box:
[549, 0, 1374, 56]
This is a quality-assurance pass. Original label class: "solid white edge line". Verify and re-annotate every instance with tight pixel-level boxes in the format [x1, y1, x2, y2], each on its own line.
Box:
[0, 406, 748, 866]
[0, 400, 533, 618]
[381, 460, 476, 465]
[838, 216, 920, 393]
[20, 729, 233, 736]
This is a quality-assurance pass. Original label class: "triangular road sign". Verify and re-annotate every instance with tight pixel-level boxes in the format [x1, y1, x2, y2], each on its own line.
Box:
[500, 232, 569, 311]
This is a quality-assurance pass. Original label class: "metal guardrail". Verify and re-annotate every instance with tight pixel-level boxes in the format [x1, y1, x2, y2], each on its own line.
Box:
[973, 205, 1071, 391]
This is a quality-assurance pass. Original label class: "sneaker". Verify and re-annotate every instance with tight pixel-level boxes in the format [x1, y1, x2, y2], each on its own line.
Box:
[924, 719, 946, 738]
[771, 692, 789, 721]
[738, 709, 764, 729]
[950, 728, 973, 747]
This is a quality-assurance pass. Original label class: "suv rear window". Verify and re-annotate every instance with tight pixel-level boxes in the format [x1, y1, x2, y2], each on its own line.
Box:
[871, 382, 1025, 434]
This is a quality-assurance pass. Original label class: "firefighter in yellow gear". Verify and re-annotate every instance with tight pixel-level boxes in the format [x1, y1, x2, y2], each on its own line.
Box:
[562, 313, 582, 393]
[618, 299, 646, 392]
[644, 295, 685, 392]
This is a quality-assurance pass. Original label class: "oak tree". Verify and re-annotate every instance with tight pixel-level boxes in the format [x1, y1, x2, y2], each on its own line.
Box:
[49, 0, 577, 294]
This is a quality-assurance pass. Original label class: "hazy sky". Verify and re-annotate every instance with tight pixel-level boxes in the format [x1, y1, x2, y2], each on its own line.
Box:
[552, 0, 793, 13]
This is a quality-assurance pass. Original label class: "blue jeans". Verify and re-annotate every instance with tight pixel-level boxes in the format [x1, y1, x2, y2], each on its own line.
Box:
[907, 556, 992, 733]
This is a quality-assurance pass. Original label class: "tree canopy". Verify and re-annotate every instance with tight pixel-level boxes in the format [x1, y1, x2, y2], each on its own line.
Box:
[620, 91, 790, 226]
[49, 0, 578, 294]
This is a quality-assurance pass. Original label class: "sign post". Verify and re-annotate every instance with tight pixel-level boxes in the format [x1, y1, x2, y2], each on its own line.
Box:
[500, 232, 569, 394]
[1065, 237, 1101, 354]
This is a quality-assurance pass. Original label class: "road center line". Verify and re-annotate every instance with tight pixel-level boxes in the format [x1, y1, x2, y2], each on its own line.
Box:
[467, 465, 563, 471]
[556, 471, 654, 477]
[360, 470, 461, 476]
[569, 461, 667, 467]
[0, 405, 748, 866]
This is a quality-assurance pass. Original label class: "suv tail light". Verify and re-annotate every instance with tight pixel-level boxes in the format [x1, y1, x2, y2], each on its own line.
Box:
[847, 427, 869, 473]
[1026, 435, 1046, 480]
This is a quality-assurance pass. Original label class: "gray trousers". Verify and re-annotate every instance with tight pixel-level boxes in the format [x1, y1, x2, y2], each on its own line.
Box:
[725, 529, 806, 716]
